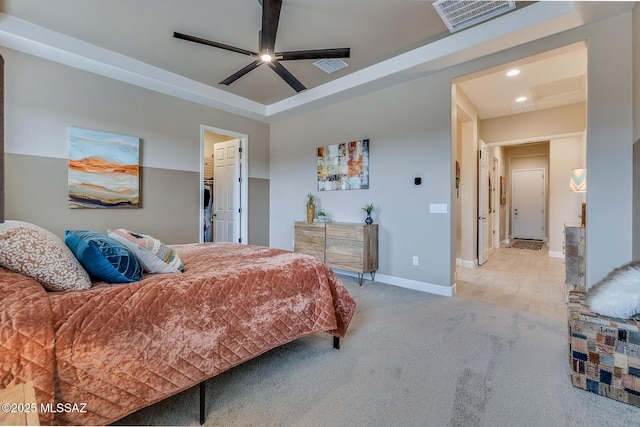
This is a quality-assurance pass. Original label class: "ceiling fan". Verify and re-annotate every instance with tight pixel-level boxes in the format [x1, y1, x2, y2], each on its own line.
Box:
[173, 0, 350, 93]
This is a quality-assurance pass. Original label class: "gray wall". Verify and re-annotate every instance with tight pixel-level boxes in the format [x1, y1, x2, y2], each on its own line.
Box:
[248, 178, 270, 246]
[633, 4, 640, 261]
[3, 47, 270, 244]
[7, 154, 198, 243]
[0, 54, 3, 224]
[585, 13, 634, 285]
[271, 74, 455, 292]
[270, 12, 636, 291]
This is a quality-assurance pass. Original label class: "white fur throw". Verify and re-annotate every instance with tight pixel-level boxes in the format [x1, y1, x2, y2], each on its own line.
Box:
[587, 261, 640, 318]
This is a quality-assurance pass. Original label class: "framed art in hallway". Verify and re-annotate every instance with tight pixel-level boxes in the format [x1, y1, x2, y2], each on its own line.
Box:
[500, 176, 506, 205]
[317, 139, 369, 191]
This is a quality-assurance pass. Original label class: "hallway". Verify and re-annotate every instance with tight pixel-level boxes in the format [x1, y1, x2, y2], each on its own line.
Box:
[455, 244, 567, 321]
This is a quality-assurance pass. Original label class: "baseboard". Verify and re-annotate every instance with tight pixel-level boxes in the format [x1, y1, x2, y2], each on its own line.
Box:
[332, 269, 455, 297]
[548, 251, 565, 259]
[457, 258, 477, 269]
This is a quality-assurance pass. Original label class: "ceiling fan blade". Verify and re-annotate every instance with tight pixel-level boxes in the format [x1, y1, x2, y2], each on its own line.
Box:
[261, 0, 282, 55]
[277, 48, 351, 61]
[174, 32, 257, 56]
[220, 60, 262, 86]
[267, 60, 306, 92]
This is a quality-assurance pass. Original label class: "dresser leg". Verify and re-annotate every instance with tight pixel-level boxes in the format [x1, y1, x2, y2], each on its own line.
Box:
[333, 336, 340, 349]
[358, 273, 363, 286]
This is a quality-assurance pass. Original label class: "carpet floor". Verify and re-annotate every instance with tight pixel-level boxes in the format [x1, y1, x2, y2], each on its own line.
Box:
[114, 276, 640, 426]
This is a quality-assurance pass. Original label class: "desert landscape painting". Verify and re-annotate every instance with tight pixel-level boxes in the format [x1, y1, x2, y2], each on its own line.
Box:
[68, 127, 140, 208]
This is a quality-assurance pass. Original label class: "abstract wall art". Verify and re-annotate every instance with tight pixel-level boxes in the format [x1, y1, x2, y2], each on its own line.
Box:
[68, 127, 140, 208]
[317, 139, 369, 191]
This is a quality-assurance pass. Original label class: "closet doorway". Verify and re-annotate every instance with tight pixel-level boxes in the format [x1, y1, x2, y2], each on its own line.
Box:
[200, 125, 248, 244]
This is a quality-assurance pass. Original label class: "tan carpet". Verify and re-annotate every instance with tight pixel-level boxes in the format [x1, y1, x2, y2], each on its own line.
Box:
[114, 275, 640, 426]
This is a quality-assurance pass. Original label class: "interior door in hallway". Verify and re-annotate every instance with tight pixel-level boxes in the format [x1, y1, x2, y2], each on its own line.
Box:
[213, 139, 241, 243]
[512, 168, 545, 240]
[478, 140, 490, 265]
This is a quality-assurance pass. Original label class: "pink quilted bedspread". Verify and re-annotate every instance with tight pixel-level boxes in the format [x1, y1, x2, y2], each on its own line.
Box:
[0, 243, 356, 425]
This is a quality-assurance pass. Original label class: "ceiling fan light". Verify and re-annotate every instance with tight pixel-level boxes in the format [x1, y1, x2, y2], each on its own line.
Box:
[261, 54, 273, 62]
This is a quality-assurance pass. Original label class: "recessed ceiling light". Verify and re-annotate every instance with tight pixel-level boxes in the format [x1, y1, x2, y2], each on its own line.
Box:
[515, 96, 527, 103]
[506, 69, 520, 77]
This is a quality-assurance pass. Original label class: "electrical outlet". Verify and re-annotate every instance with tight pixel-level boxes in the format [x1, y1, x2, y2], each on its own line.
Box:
[413, 256, 419, 266]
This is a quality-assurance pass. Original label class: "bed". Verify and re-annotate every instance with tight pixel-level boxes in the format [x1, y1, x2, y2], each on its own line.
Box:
[0, 234, 356, 426]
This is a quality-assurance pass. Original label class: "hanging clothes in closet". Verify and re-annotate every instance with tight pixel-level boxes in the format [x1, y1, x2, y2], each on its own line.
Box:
[203, 179, 213, 242]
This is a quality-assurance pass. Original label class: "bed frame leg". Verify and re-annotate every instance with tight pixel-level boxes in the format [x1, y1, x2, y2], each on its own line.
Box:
[199, 381, 206, 425]
[333, 336, 340, 350]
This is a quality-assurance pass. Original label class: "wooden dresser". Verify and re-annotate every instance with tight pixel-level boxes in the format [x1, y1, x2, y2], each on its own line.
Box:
[294, 222, 378, 285]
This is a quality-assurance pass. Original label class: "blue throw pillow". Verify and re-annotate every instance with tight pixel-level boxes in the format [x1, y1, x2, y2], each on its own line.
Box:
[65, 230, 143, 283]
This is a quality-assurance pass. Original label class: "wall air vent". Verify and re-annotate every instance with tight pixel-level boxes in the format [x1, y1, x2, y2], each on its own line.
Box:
[433, 0, 516, 33]
[313, 58, 348, 74]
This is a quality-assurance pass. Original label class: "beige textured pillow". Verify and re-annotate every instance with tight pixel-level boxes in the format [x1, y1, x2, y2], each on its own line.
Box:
[0, 220, 92, 291]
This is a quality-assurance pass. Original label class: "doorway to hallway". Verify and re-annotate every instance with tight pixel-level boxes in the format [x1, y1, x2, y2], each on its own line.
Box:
[451, 42, 587, 310]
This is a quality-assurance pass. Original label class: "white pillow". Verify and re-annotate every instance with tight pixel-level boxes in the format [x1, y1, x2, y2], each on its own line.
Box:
[107, 228, 184, 274]
[587, 261, 640, 318]
[0, 220, 92, 291]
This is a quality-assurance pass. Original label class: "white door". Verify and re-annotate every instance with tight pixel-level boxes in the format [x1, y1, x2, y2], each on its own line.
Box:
[492, 158, 499, 249]
[213, 139, 241, 243]
[478, 140, 490, 265]
[512, 169, 545, 240]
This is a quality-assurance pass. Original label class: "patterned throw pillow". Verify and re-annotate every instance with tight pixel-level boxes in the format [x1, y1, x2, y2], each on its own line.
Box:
[65, 230, 143, 283]
[107, 228, 185, 273]
[0, 220, 92, 291]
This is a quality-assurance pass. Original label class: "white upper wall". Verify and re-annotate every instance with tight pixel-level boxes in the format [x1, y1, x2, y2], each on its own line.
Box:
[2, 47, 270, 177]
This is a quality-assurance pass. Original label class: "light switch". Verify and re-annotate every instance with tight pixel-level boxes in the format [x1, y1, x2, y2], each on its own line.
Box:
[430, 203, 448, 214]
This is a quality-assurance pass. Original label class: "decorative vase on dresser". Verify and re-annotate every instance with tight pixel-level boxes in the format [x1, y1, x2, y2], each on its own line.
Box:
[306, 205, 315, 223]
[294, 222, 378, 285]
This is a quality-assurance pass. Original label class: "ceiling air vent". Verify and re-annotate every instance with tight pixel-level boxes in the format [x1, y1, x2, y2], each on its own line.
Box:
[313, 58, 349, 74]
[433, 0, 516, 33]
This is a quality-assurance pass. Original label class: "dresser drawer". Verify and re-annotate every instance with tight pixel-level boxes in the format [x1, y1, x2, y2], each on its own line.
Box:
[326, 223, 365, 241]
[294, 222, 325, 261]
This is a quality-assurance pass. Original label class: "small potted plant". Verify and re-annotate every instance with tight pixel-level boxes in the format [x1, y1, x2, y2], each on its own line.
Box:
[306, 193, 316, 223]
[362, 203, 374, 225]
[317, 209, 328, 222]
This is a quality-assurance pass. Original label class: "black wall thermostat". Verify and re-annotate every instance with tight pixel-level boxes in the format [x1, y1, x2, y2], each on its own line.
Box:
[414, 177, 422, 185]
